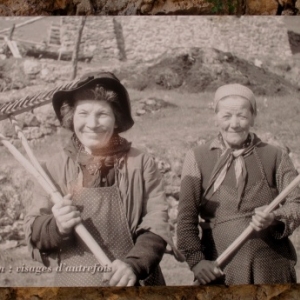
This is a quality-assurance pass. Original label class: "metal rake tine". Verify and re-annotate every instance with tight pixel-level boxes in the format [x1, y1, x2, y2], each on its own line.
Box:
[0, 79, 81, 120]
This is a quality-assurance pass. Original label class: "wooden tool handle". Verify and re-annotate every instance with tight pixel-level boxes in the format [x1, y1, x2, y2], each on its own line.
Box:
[0, 135, 112, 267]
[215, 173, 300, 267]
[192, 173, 300, 285]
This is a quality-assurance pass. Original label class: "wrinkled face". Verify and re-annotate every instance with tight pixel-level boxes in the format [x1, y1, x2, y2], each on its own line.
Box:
[73, 100, 116, 154]
[215, 96, 255, 149]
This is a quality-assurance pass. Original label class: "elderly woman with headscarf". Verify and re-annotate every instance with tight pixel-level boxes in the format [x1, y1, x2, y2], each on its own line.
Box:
[24, 72, 183, 287]
[177, 83, 300, 285]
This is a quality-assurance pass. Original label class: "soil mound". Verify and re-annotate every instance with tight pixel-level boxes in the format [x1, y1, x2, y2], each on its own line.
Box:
[120, 47, 299, 96]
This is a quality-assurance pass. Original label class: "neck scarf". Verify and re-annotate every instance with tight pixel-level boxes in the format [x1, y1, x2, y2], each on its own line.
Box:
[204, 133, 261, 204]
[64, 133, 131, 176]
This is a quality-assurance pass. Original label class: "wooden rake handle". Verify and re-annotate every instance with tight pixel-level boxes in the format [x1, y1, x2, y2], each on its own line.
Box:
[193, 173, 300, 285]
[215, 173, 300, 268]
[0, 133, 111, 267]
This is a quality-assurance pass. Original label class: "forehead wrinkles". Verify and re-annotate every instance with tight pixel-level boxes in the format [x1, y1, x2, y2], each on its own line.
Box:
[217, 98, 251, 113]
[218, 103, 249, 113]
[75, 100, 111, 112]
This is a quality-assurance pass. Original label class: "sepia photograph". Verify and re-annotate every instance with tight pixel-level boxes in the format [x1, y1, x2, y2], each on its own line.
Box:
[0, 15, 300, 287]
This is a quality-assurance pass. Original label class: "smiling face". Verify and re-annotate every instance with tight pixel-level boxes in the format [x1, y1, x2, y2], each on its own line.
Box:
[73, 100, 116, 154]
[215, 96, 255, 149]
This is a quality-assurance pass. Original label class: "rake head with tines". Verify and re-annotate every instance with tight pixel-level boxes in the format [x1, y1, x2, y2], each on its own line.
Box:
[0, 79, 80, 121]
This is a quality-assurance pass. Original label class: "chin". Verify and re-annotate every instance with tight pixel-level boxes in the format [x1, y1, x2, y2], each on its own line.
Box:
[83, 139, 109, 150]
[224, 132, 247, 145]
[226, 139, 245, 148]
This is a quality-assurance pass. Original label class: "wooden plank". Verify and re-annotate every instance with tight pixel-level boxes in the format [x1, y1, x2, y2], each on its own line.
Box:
[10, 41, 22, 58]
[4, 37, 22, 58]
[7, 38, 45, 47]
[0, 17, 44, 35]
[25, 47, 92, 61]
[1, 34, 46, 48]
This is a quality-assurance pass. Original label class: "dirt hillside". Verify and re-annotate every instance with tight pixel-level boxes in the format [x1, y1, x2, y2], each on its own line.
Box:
[118, 47, 300, 96]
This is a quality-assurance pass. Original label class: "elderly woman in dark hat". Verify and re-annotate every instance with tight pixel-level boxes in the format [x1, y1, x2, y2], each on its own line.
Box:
[24, 72, 182, 287]
[177, 83, 300, 285]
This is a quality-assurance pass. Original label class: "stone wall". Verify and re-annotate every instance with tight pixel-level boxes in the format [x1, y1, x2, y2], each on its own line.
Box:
[60, 17, 119, 63]
[118, 16, 292, 63]
[2, 16, 287, 66]
[59, 16, 292, 66]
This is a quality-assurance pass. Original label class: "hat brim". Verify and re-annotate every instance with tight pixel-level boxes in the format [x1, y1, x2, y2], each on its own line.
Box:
[52, 77, 134, 133]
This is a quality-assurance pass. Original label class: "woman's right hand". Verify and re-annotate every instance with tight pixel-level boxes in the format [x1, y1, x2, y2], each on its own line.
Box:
[192, 260, 223, 285]
[51, 194, 81, 235]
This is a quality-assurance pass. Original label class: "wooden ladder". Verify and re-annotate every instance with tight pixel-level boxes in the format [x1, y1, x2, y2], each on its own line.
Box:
[47, 22, 61, 46]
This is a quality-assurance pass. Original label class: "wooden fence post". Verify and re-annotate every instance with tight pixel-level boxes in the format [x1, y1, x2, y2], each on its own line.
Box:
[4, 23, 15, 56]
[71, 16, 86, 80]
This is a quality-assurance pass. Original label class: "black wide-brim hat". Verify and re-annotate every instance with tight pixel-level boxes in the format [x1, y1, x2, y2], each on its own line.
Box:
[52, 71, 134, 133]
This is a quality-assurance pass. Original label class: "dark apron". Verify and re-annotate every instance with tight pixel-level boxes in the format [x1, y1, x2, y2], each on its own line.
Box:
[201, 149, 297, 285]
[54, 170, 165, 286]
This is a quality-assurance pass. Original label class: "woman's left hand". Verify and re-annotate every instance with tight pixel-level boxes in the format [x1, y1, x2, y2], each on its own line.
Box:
[103, 259, 137, 286]
[250, 205, 275, 231]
